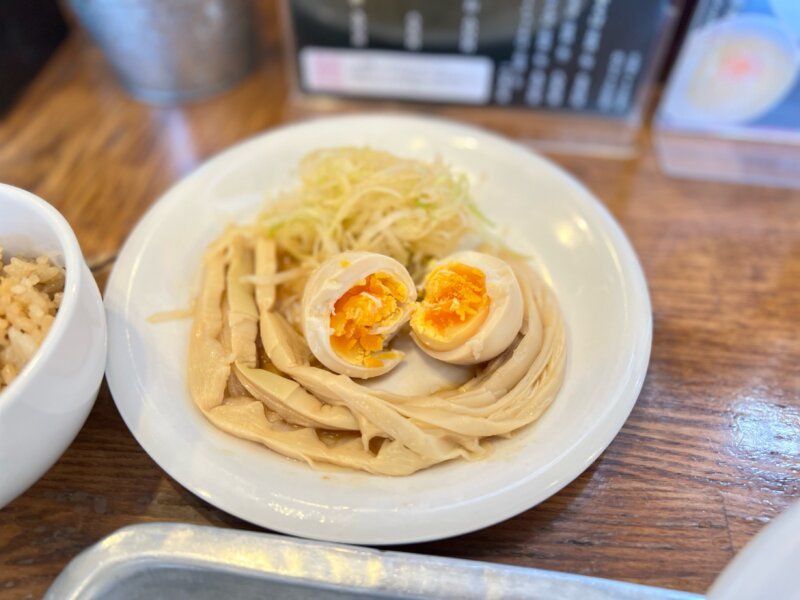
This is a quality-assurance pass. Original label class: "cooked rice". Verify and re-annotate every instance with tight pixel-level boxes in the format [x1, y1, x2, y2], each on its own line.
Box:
[0, 246, 65, 391]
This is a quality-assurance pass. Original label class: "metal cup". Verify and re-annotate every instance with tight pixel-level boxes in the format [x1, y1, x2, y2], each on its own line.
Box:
[69, 0, 256, 104]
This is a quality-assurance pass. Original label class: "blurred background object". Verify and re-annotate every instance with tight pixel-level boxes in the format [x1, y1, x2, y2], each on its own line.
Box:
[281, 0, 682, 157]
[0, 0, 68, 116]
[67, 0, 257, 104]
[655, 0, 800, 188]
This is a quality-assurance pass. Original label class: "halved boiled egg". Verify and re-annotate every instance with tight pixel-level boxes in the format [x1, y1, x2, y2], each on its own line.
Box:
[301, 251, 417, 379]
[410, 251, 523, 365]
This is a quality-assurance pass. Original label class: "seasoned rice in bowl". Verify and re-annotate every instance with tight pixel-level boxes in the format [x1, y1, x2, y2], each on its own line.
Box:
[0, 247, 65, 391]
[0, 183, 106, 507]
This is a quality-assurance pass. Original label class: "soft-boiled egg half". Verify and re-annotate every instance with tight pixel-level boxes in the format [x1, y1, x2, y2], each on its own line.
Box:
[302, 251, 417, 379]
[410, 251, 523, 365]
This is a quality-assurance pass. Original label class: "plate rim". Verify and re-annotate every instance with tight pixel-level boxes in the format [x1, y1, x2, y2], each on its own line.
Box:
[105, 112, 652, 545]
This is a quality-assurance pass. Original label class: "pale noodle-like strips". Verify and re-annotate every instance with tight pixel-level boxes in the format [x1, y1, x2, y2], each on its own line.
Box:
[187, 231, 566, 475]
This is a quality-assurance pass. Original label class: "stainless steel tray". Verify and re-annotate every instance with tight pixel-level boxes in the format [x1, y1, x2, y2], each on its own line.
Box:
[46, 523, 704, 599]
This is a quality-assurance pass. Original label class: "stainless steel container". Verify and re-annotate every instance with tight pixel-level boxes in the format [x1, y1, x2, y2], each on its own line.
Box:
[45, 523, 704, 599]
[69, 0, 256, 104]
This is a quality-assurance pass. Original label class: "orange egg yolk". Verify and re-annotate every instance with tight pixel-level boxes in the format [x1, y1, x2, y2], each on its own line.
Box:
[329, 272, 405, 368]
[411, 262, 490, 351]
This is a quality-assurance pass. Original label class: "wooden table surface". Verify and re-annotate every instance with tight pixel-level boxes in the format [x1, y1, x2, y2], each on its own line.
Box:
[1, 14, 799, 600]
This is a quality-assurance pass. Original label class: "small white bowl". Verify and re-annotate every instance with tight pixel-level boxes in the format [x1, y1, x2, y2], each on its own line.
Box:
[0, 184, 106, 507]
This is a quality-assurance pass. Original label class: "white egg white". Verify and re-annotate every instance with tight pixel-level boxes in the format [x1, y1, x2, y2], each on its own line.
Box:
[411, 251, 524, 365]
[301, 251, 416, 379]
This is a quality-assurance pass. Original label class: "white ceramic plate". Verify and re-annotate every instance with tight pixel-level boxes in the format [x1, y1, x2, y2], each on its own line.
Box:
[105, 114, 651, 545]
[709, 500, 800, 600]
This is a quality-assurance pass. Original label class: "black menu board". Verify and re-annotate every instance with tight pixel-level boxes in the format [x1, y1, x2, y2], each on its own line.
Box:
[287, 0, 675, 117]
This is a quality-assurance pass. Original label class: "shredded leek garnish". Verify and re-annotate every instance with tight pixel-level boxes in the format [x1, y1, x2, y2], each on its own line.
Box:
[253, 147, 491, 327]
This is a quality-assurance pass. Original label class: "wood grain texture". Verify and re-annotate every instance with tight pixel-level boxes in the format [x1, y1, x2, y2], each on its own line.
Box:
[1, 5, 799, 598]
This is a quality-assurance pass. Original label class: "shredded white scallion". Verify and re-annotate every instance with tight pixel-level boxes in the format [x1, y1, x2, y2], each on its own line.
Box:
[253, 147, 492, 328]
